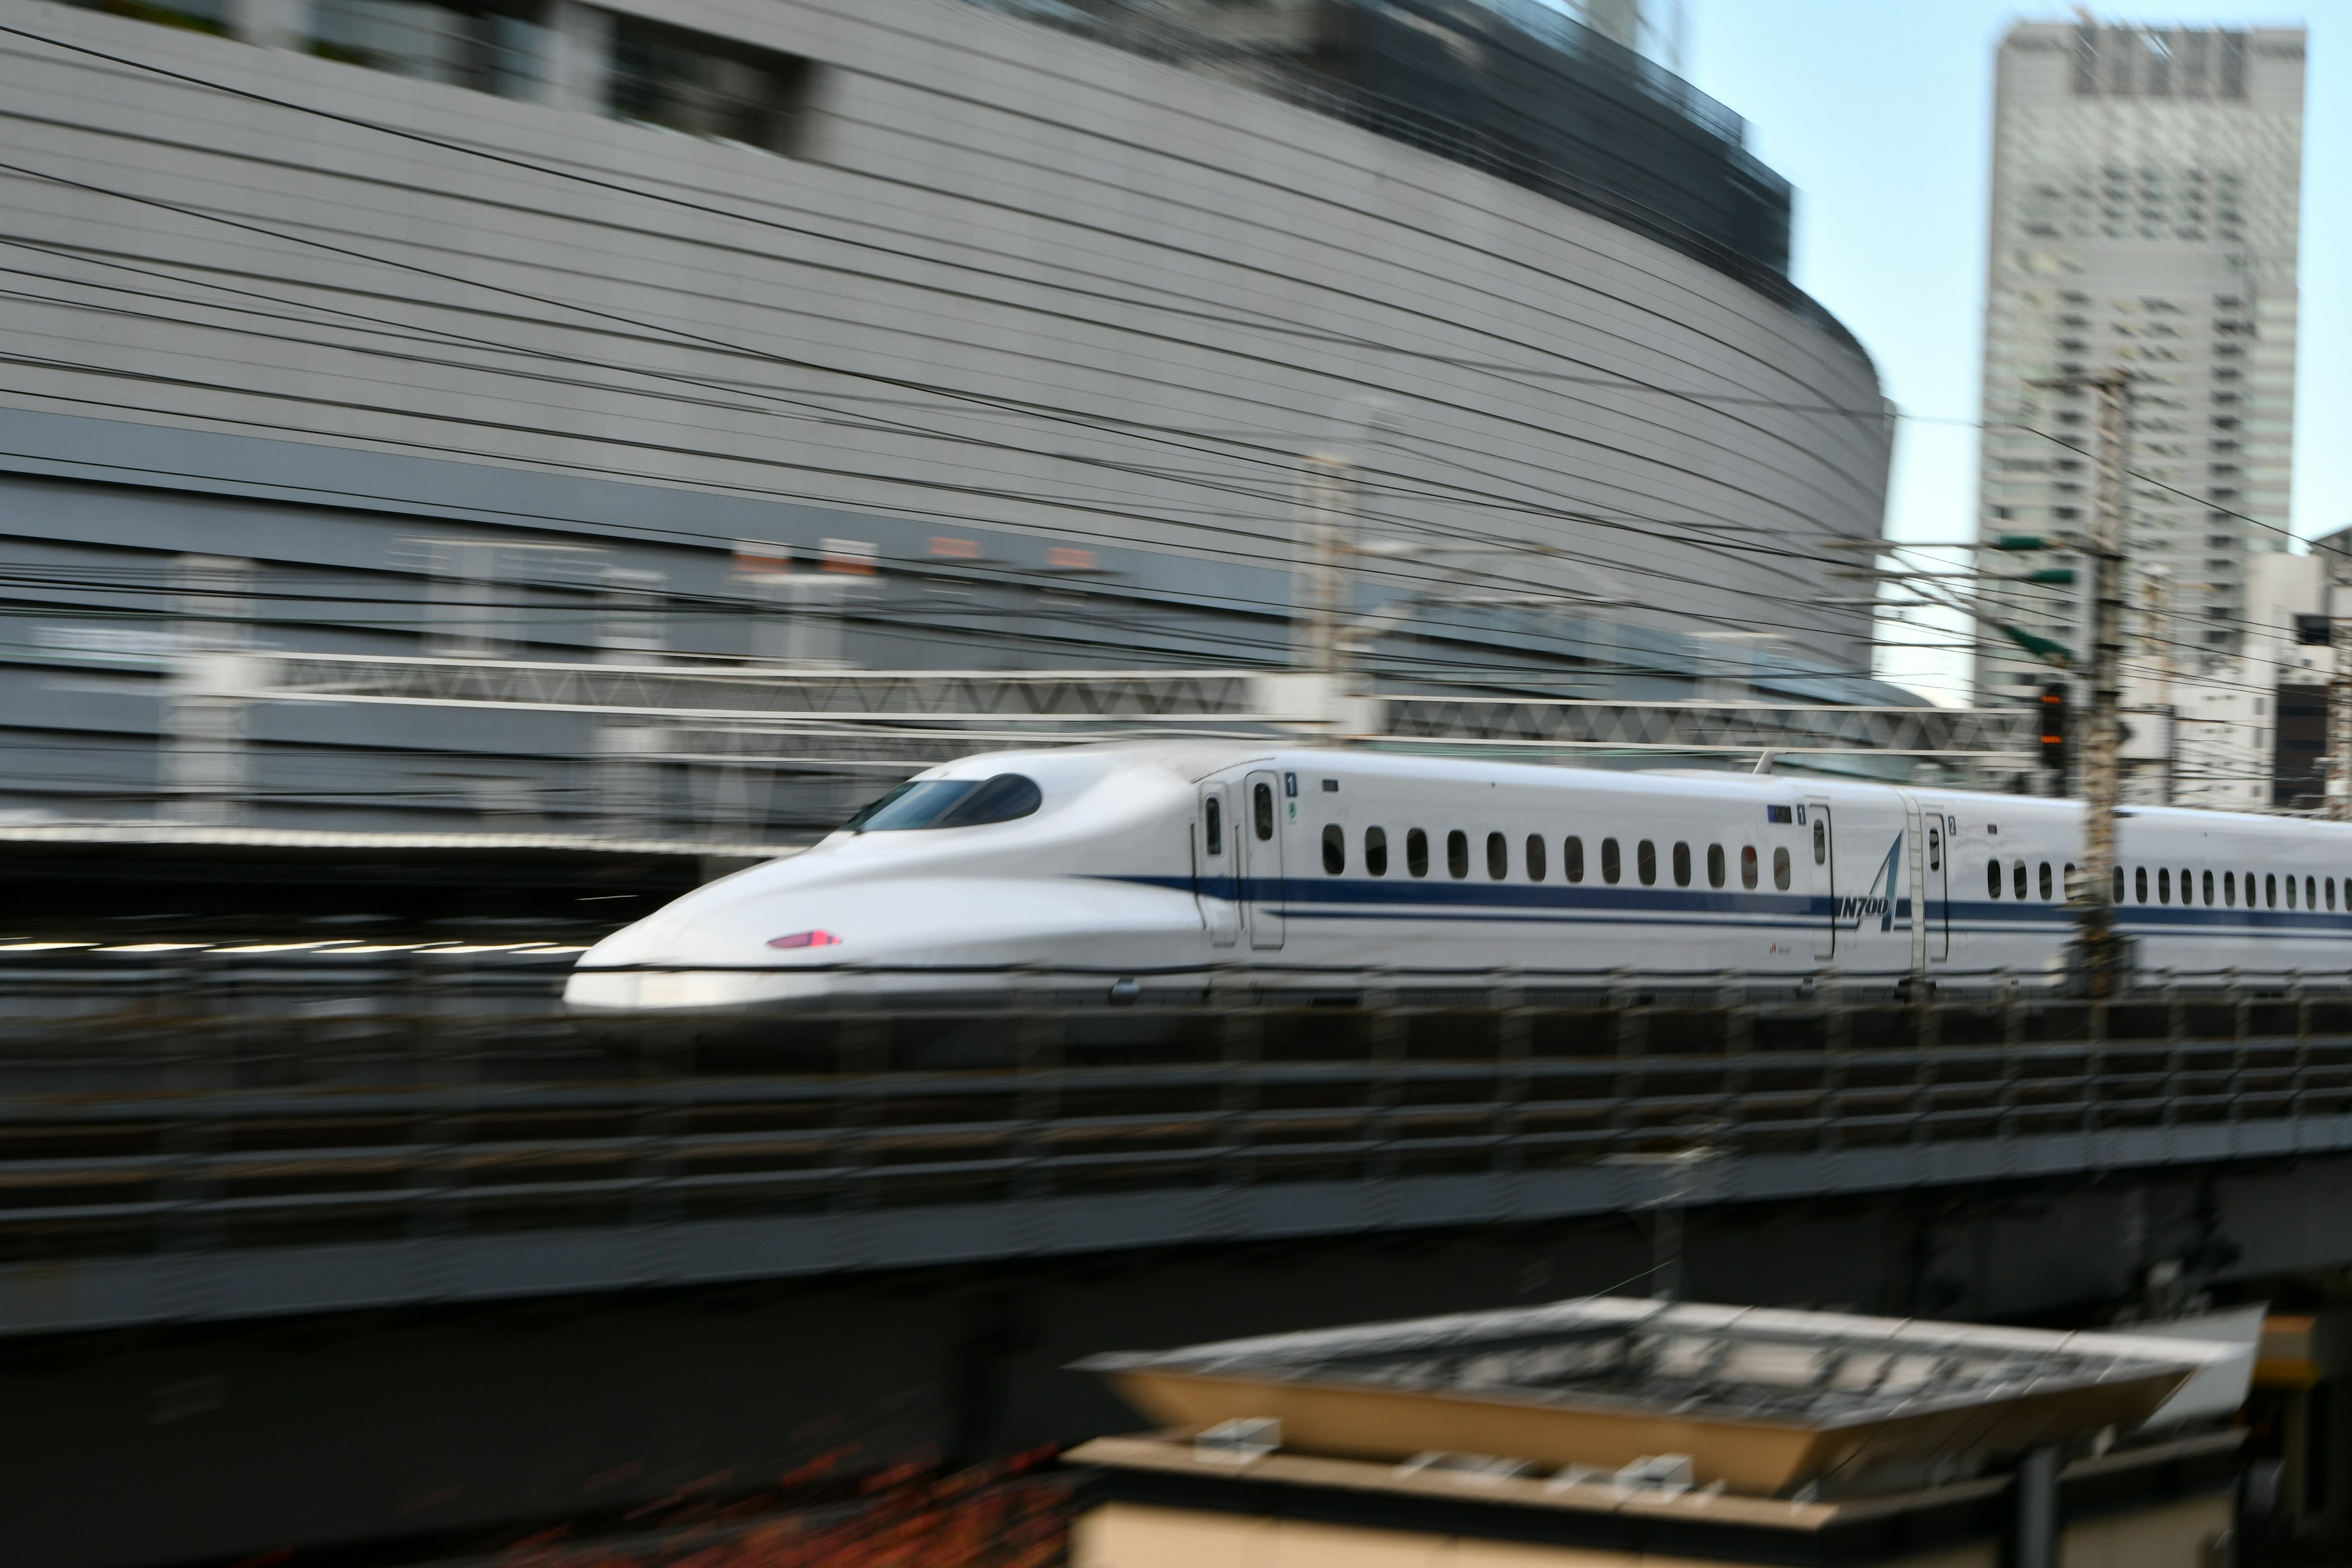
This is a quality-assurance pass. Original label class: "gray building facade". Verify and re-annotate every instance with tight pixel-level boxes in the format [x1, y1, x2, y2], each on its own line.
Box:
[0, 0, 1894, 835]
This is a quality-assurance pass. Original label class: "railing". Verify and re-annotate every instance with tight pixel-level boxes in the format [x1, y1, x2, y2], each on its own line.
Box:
[2, 955, 2351, 1267]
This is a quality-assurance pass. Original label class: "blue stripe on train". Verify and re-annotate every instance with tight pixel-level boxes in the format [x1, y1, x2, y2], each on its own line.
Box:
[1101, 875, 2352, 938]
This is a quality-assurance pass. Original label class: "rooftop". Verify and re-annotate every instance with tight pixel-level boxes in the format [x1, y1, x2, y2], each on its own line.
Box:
[1078, 1297, 2242, 1496]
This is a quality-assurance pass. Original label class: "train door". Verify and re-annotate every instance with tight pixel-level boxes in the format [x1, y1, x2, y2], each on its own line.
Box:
[1197, 783, 1238, 948]
[1240, 769, 1286, 950]
[1804, 797, 1836, 960]
[1898, 793, 1951, 970]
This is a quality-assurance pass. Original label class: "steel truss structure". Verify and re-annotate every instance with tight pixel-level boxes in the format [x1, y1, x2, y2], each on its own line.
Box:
[145, 653, 2046, 839]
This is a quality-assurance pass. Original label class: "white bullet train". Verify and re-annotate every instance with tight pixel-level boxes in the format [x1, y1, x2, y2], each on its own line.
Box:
[564, 742, 2352, 1016]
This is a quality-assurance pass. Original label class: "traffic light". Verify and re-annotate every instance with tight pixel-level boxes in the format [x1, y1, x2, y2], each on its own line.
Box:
[2039, 682, 2067, 773]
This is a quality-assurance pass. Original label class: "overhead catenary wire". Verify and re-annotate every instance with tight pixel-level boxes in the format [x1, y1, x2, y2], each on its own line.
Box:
[0, 257, 1895, 675]
[0, 15, 1896, 538]
[0, 17, 2303, 710]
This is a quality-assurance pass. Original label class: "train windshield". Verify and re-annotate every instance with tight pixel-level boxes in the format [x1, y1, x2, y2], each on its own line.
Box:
[844, 774, 1042, 832]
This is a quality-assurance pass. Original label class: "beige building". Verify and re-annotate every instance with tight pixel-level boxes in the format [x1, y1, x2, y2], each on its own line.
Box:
[1974, 20, 2305, 701]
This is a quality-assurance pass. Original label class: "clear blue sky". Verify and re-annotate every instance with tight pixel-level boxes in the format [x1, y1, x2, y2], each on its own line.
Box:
[1681, 3, 2342, 701]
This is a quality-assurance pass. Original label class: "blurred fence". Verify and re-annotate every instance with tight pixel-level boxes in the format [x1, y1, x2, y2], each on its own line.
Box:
[2, 952, 2352, 1274]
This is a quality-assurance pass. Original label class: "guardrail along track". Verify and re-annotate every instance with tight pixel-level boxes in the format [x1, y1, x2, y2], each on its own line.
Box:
[2, 960, 2351, 1265]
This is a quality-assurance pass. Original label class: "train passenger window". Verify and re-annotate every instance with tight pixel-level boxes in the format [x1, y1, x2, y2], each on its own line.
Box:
[1707, 844, 1725, 889]
[2113, 867, 2125, 902]
[1487, 832, 1508, 881]
[1637, 840, 1658, 886]
[2225, 872, 2236, 907]
[1812, 821, 1826, 865]
[1988, 859, 2002, 899]
[1322, 824, 1345, 875]
[1673, 842, 1692, 888]
[2204, 870, 2215, 906]
[1602, 838, 1622, 884]
[1407, 829, 1429, 878]
[2015, 861, 2029, 901]
[2158, 869, 2170, 905]
[1772, 847, 1791, 891]
[2288, 875, 2299, 910]
[1253, 783, 1274, 841]
[2331, 879, 2339, 913]
[1565, 836, 1585, 883]
[2308, 876, 2318, 910]
[2135, 867, 2147, 903]
[1365, 826, 1388, 876]
[2040, 862, 2054, 900]
[1741, 845, 1758, 889]
[2183, 869, 2194, 906]
[1204, 797, 1223, 856]
[2267, 873, 2278, 908]
[1447, 830, 1469, 879]
[2065, 862, 2079, 900]
[1928, 827, 1942, 872]
[1525, 835, 1547, 882]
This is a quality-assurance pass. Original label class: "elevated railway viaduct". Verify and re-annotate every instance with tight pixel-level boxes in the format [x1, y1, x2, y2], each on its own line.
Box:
[6, 952, 2352, 1564]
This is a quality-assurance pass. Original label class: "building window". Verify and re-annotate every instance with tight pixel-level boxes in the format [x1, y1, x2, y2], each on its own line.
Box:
[63, 0, 228, 31]
[311, 0, 545, 100]
[610, 12, 816, 156]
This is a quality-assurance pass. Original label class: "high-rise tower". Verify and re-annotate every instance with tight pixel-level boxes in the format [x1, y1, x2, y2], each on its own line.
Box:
[1974, 21, 2305, 701]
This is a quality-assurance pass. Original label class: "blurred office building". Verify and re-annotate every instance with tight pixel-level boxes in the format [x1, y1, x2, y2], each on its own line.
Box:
[0, 0, 1896, 835]
[1974, 21, 2305, 702]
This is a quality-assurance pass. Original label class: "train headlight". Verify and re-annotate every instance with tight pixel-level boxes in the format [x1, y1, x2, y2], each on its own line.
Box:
[767, 930, 843, 950]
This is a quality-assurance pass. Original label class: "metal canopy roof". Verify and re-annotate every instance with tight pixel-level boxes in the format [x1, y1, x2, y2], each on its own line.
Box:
[1079, 1297, 2236, 1496]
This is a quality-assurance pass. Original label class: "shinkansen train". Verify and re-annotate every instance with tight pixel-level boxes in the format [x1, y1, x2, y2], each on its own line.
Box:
[564, 742, 2352, 1014]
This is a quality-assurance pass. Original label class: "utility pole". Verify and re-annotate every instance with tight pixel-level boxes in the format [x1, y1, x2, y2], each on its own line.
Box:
[2029, 368, 2132, 993]
[2329, 577, 2352, 820]
[2142, 566, 2174, 806]
[1295, 453, 1352, 690]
